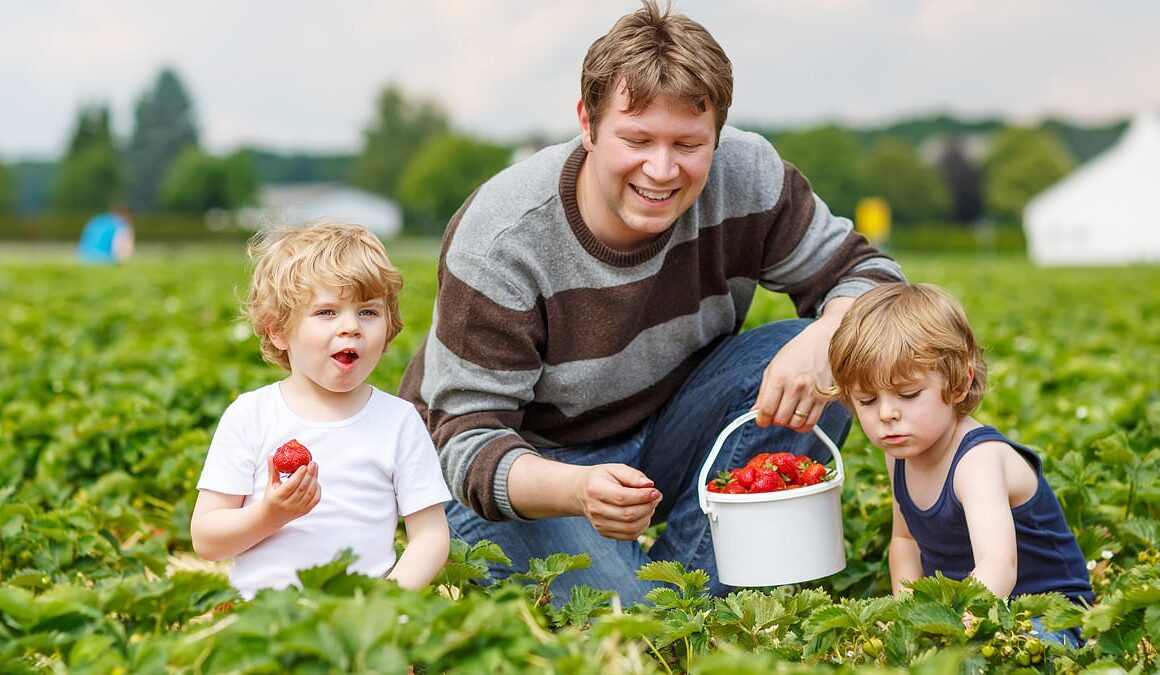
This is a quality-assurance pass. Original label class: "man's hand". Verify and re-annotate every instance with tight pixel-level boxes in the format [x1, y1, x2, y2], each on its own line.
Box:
[753, 296, 853, 432]
[573, 464, 662, 540]
[508, 454, 661, 540]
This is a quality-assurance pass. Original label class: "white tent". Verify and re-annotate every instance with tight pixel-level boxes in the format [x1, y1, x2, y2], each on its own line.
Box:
[244, 183, 403, 238]
[1023, 111, 1160, 266]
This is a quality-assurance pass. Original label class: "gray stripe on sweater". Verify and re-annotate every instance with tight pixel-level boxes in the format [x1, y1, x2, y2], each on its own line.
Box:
[444, 128, 787, 307]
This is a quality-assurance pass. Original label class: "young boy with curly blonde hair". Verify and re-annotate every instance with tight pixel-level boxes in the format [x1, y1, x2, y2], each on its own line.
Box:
[191, 221, 450, 599]
[824, 282, 1092, 644]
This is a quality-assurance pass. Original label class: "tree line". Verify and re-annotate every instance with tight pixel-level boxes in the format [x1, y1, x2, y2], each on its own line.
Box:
[0, 68, 1128, 238]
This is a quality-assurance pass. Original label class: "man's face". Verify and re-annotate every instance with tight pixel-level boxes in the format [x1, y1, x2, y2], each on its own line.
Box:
[576, 85, 716, 251]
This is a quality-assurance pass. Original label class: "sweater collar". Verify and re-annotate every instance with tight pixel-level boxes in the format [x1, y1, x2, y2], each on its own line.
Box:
[559, 144, 675, 268]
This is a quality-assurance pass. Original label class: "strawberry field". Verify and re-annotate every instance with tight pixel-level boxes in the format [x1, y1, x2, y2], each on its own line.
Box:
[1, 243, 1158, 673]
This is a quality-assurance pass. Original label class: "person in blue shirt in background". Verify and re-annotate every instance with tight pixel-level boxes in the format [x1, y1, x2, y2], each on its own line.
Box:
[77, 207, 134, 264]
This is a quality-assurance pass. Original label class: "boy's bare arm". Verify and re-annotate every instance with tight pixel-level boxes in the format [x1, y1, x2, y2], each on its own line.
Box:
[387, 503, 451, 590]
[190, 458, 321, 561]
[955, 442, 1019, 598]
[886, 459, 923, 596]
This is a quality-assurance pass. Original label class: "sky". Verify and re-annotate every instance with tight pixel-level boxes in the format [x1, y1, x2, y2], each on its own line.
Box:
[2, 0, 1158, 160]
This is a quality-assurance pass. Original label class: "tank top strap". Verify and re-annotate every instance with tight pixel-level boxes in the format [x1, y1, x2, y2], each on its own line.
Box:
[945, 425, 1005, 482]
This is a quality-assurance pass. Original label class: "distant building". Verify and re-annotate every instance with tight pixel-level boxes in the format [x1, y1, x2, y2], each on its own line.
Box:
[1023, 111, 1160, 266]
[241, 183, 402, 238]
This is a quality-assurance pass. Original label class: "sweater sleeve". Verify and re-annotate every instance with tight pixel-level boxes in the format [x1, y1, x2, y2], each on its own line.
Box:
[399, 245, 544, 523]
[758, 161, 905, 317]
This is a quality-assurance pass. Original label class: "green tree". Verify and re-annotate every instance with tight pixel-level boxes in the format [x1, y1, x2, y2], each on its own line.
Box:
[222, 150, 259, 208]
[128, 68, 199, 212]
[770, 125, 865, 218]
[51, 104, 123, 212]
[861, 138, 950, 224]
[936, 137, 984, 224]
[159, 148, 257, 213]
[396, 133, 511, 235]
[355, 84, 449, 199]
[0, 159, 13, 213]
[982, 126, 1073, 224]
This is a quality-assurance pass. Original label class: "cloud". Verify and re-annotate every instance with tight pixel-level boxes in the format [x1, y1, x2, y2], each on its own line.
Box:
[1, 1, 1157, 159]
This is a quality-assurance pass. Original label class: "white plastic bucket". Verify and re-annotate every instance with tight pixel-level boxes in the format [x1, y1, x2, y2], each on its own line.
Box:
[697, 410, 846, 587]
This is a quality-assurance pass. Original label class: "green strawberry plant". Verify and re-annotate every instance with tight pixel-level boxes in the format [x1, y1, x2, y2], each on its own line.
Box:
[1, 250, 1158, 672]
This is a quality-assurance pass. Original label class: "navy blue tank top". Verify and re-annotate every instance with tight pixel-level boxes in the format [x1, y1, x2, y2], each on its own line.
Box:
[894, 426, 1094, 604]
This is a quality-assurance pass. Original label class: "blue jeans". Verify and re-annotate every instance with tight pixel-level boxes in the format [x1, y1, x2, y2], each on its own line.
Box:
[446, 319, 852, 606]
[1030, 616, 1084, 648]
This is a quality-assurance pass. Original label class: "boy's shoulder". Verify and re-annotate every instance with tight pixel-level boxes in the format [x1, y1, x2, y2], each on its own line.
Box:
[365, 386, 425, 423]
[219, 382, 281, 417]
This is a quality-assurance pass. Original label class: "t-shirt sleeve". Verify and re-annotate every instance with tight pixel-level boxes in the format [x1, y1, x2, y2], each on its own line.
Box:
[393, 406, 453, 516]
[196, 397, 261, 496]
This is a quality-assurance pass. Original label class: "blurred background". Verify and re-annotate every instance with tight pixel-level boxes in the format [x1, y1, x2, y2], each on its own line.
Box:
[2, 0, 1158, 257]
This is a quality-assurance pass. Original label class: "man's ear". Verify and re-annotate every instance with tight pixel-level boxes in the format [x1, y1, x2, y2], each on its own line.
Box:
[577, 99, 595, 151]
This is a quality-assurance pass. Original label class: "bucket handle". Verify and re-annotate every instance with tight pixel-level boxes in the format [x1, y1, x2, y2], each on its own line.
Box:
[697, 410, 845, 516]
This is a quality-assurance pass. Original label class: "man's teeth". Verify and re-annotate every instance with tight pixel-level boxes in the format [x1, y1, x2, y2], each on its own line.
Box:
[633, 186, 674, 201]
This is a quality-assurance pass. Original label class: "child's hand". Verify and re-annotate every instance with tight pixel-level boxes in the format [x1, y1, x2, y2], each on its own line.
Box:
[262, 455, 321, 522]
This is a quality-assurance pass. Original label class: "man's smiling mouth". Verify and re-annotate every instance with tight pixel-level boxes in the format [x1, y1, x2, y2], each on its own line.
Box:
[632, 185, 676, 201]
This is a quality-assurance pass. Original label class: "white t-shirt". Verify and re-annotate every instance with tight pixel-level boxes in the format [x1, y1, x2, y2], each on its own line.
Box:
[196, 383, 451, 598]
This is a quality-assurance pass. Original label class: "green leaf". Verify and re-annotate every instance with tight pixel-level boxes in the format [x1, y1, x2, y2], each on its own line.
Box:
[636, 560, 690, 587]
[905, 601, 967, 639]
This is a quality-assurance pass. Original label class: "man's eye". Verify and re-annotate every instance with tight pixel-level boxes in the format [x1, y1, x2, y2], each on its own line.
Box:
[675, 143, 702, 152]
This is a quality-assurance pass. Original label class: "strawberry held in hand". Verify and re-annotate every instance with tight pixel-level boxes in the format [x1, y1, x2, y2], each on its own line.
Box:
[273, 439, 312, 475]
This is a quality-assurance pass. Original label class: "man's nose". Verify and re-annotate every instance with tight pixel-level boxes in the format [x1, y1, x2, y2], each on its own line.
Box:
[643, 146, 679, 183]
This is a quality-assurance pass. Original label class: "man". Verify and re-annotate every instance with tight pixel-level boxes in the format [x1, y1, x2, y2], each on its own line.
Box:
[400, 0, 903, 604]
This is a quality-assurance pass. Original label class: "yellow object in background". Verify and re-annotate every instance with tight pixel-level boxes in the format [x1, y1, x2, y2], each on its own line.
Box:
[855, 197, 891, 245]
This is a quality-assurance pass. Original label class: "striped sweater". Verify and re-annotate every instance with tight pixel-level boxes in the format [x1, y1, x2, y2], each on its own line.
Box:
[399, 126, 903, 522]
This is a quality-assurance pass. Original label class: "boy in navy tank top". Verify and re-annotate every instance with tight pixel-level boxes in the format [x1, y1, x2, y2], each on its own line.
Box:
[822, 283, 1093, 645]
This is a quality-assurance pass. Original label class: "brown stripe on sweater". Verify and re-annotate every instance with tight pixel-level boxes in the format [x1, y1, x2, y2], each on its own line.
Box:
[522, 347, 709, 446]
[761, 162, 819, 269]
[464, 434, 532, 522]
[785, 231, 890, 315]
[398, 339, 429, 420]
[537, 212, 778, 364]
[434, 269, 547, 371]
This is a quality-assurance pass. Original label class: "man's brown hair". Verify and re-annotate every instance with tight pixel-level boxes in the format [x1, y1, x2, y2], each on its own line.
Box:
[581, 0, 733, 143]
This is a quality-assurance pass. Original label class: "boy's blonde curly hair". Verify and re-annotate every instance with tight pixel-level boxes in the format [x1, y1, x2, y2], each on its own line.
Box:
[823, 282, 987, 416]
[245, 221, 403, 371]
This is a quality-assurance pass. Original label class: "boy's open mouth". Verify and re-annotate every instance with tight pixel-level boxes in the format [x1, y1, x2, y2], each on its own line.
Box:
[331, 349, 359, 365]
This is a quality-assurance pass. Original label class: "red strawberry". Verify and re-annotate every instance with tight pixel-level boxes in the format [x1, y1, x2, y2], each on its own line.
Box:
[767, 452, 801, 485]
[724, 481, 748, 494]
[751, 470, 786, 493]
[800, 462, 827, 486]
[746, 452, 773, 470]
[708, 470, 733, 493]
[273, 439, 312, 474]
[735, 466, 756, 490]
